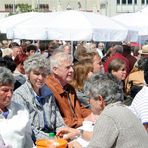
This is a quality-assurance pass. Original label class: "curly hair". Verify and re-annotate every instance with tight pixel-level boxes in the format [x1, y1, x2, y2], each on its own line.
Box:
[0, 67, 15, 86]
[24, 54, 50, 75]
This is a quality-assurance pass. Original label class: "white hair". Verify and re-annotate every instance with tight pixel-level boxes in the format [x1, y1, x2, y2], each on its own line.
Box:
[50, 52, 73, 72]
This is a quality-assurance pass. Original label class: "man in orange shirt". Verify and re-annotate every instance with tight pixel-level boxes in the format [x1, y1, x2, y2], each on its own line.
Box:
[46, 51, 94, 128]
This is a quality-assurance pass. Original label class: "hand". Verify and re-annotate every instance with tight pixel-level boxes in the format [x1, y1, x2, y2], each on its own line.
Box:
[56, 127, 80, 140]
[68, 140, 82, 148]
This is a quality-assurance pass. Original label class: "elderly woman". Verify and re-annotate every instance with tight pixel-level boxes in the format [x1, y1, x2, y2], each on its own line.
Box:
[12, 54, 65, 141]
[0, 67, 33, 148]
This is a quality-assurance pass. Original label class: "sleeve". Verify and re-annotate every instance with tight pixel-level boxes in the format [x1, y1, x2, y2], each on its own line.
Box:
[64, 105, 91, 128]
[0, 134, 12, 148]
[25, 122, 35, 148]
[62, 89, 91, 128]
[87, 114, 119, 148]
[138, 100, 148, 124]
[13, 92, 50, 140]
[51, 96, 66, 132]
[76, 91, 90, 108]
[80, 104, 91, 118]
[31, 126, 49, 140]
[12, 92, 28, 109]
[75, 91, 91, 118]
[104, 59, 110, 73]
[124, 75, 132, 95]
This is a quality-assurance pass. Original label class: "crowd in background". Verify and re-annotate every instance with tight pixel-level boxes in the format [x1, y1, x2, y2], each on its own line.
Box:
[0, 39, 148, 147]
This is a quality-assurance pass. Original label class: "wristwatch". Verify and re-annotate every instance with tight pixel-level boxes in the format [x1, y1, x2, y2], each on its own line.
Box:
[79, 129, 84, 137]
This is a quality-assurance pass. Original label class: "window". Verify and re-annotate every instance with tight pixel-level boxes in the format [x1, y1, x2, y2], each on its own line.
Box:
[117, 0, 120, 4]
[142, 0, 145, 4]
[5, 4, 13, 12]
[128, 0, 132, 4]
[38, 4, 49, 11]
[128, 0, 137, 4]
[122, 0, 126, 4]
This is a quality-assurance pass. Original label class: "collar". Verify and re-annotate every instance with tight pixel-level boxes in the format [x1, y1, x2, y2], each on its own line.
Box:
[46, 75, 65, 95]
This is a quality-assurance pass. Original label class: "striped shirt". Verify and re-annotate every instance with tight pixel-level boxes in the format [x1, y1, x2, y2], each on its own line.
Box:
[129, 86, 148, 124]
[88, 102, 148, 148]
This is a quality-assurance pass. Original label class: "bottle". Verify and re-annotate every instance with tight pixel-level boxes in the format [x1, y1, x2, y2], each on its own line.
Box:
[48, 132, 56, 148]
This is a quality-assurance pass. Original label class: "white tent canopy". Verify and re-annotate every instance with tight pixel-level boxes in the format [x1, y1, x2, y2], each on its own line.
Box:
[0, 12, 41, 33]
[137, 6, 148, 13]
[45, 10, 138, 42]
[1, 10, 138, 42]
[112, 12, 148, 40]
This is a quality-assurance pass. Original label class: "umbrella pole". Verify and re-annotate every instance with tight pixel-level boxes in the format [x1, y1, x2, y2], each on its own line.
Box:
[71, 40, 74, 58]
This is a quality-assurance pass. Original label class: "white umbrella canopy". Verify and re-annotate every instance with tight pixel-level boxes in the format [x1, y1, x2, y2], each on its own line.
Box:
[112, 12, 148, 40]
[6, 10, 138, 41]
[7, 12, 58, 40]
[46, 10, 137, 42]
[0, 12, 41, 33]
[138, 6, 148, 13]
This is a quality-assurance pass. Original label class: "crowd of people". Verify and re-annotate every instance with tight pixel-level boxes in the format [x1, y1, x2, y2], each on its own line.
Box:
[0, 39, 148, 148]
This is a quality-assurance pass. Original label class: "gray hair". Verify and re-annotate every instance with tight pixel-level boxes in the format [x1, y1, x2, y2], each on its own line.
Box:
[50, 52, 73, 72]
[53, 45, 65, 53]
[84, 73, 123, 105]
[24, 54, 50, 74]
[113, 45, 123, 54]
[0, 67, 15, 86]
[53, 44, 71, 54]
[83, 42, 97, 53]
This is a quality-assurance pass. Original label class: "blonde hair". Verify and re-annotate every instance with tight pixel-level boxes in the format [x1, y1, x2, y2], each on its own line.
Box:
[70, 59, 93, 91]
[2, 48, 13, 57]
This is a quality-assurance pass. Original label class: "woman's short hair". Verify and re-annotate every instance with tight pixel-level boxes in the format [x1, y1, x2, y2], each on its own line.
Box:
[108, 59, 125, 73]
[23, 54, 50, 74]
[85, 73, 123, 105]
[0, 67, 15, 86]
[14, 53, 28, 66]
[26, 44, 37, 53]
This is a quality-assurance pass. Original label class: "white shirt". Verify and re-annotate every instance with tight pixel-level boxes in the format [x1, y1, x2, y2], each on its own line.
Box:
[96, 48, 103, 59]
[129, 86, 148, 124]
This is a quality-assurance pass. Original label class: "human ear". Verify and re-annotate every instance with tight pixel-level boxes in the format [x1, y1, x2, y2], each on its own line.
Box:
[98, 96, 105, 108]
[53, 67, 58, 75]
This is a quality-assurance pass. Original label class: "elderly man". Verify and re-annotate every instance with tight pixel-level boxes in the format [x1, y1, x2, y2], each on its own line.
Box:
[13, 54, 65, 141]
[9, 42, 22, 60]
[46, 52, 93, 128]
[57, 73, 148, 148]
[96, 42, 105, 59]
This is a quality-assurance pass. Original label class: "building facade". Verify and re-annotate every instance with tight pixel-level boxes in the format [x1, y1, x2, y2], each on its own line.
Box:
[0, 0, 148, 19]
